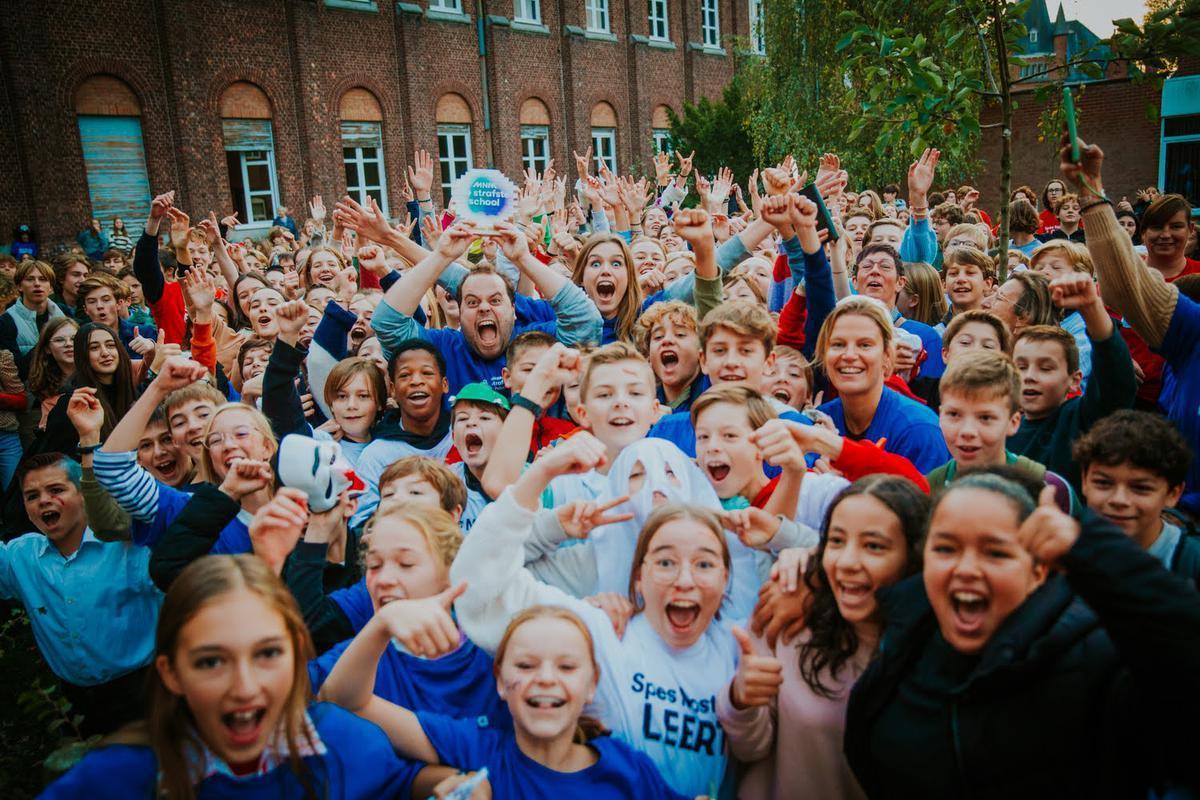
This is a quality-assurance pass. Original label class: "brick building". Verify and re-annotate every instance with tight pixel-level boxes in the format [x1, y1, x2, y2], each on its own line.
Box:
[0, 0, 765, 246]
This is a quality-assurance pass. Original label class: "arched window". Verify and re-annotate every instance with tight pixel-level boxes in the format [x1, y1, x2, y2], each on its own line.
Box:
[340, 88, 388, 216]
[219, 82, 279, 226]
[74, 75, 152, 239]
[435, 93, 474, 204]
[590, 102, 618, 173]
[651, 104, 673, 154]
[519, 98, 551, 174]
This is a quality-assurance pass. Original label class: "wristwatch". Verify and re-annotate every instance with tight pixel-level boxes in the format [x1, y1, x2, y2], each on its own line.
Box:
[510, 393, 543, 416]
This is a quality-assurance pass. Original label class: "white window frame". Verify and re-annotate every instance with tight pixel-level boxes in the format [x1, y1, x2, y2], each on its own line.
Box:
[1159, 114, 1200, 208]
[748, 0, 765, 54]
[429, 0, 462, 12]
[1029, 28, 1039, 44]
[236, 149, 280, 225]
[648, 0, 669, 41]
[521, 125, 551, 174]
[651, 128, 672, 155]
[342, 128, 389, 218]
[514, 0, 541, 23]
[701, 0, 720, 48]
[591, 128, 617, 174]
[586, 0, 610, 33]
[437, 124, 473, 204]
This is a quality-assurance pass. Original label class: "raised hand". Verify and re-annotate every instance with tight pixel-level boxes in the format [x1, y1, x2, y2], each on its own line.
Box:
[376, 581, 468, 658]
[788, 193, 820, 232]
[573, 146, 592, 179]
[534, 430, 608, 478]
[248, 488, 309, 574]
[408, 149, 436, 200]
[421, 213, 443, 246]
[182, 266, 216, 316]
[220, 211, 240, 232]
[334, 195, 392, 244]
[907, 147, 940, 203]
[66, 387, 105, 442]
[275, 299, 308, 345]
[747, 168, 763, 217]
[150, 190, 175, 220]
[1017, 485, 1080, 566]
[752, 418, 808, 473]
[730, 626, 784, 709]
[401, 178, 415, 204]
[816, 152, 841, 181]
[750, 571, 810, 648]
[582, 175, 606, 210]
[677, 150, 695, 179]
[638, 267, 668, 295]
[434, 222, 478, 261]
[149, 329, 181, 374]
[585, 591, 636, 639]
[711, 166, 733, 207]
[281, 270, 302, 301]
[309, 195, 326, 224]
[671, 207, 713, 248]
[557, 495, 634, 540]
[219, 457, 273, 501]
[488, 221, 531, 263]
[165, 207, 190, 250]
[718, 506, 782, 551]
[1058, 133, 1105, 199]
[814, 168, 848, 205]
[128, 326, 156, 358]
[523, 342, 583, 407]
[1048, 272, 1099, 310]
[762, 167, 792, 198]
[654, 150, 673, 186]
[356, 243, 389, 277]
[152, 355, 209, 394]
[760, 194, 793, 233]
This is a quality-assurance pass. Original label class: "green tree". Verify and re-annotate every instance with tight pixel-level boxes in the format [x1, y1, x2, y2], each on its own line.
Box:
[666, 79, 757, 184]
[738, 0, 981, 194]
[836, 0, 1197, 276]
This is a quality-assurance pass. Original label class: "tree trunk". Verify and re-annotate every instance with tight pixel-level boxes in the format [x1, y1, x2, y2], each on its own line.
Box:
[991, 1, 1013, 282]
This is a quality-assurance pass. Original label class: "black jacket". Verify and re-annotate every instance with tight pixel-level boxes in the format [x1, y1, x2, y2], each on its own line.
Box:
[149, 483, 239, 591]
[844, 512, 1200, 799]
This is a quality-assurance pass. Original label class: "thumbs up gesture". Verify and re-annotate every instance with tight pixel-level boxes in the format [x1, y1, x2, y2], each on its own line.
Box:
[376, 581, 469, 658]
[128, 325, 156, 357]
[1017, 486, 1079, 567]
[729, 626, 784, 710]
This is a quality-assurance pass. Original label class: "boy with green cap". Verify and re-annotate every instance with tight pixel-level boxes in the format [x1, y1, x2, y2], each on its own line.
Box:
[448, 382, 510, 531]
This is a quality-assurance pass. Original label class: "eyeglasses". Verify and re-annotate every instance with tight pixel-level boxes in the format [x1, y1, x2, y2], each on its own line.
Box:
[947, 239, 980, 249]
[49, 337, 73, 346]
[203, 425, 257, 450]
[641, 556, 725, 586]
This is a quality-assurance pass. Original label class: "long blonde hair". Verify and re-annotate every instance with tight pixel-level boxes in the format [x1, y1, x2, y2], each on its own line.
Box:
[198, 403, 279, 485]
[572, 233, 644, 344]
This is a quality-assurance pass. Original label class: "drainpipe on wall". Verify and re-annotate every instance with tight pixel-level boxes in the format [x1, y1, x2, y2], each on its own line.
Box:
[477, 0, 495, 168]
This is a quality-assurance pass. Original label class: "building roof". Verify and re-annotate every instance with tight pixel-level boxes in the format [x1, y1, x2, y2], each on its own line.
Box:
[1014, 0, 1112, 83]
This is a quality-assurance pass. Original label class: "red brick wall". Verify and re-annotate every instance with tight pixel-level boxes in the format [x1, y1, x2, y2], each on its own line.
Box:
[976, 77, 1165, 214]
[1, 0, 739, 248]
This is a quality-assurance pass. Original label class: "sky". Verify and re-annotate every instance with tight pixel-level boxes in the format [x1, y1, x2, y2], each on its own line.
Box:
[1060, 0, 1149, 36]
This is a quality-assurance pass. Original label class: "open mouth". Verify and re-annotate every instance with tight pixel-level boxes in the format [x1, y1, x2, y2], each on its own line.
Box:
[659, 350, 679, 369]
[836, 366, 864, 377]
[771, 388, 793, 404]
[665, 601, 701, 631]
[39, 509, 61, 528]
[155, 458, 179, 480]
[463, 433, 483, 456]
[955, 444, 981, 459]
[1021, 388, 1042, 401]
[257, 314, 273, 327]
[705, 461, 730, 483]
[608, 416, 634, 430]
[718, 371, 745, 382]
[949, 590, 989, 635]
[835, 580, 872, 607]
[407, 391, 431, 407]
[475, 319, 499, 347]
[525, 695, 566, 710]
[596, 280, 617, 301]
[221, 707, 266, 747]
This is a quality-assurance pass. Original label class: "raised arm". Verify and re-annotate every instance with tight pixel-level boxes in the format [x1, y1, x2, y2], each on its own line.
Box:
[318, 583, 466, 762]
[134, 191, 175, 304]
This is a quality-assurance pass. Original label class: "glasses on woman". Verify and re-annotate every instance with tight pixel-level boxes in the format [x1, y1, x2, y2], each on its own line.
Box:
[641, 555, 725, 586]
[203, 425, 256, 450]
[49, 336, 74, 346]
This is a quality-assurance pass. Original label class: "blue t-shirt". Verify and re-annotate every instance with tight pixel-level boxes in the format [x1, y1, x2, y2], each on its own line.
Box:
[418, 712, 690, 800]
[820, 387, 950, 473]
[309, 638, 512, 730]
[39, 703, 419, 800]
[899, 316, 946, 379]
[132, 485, 251, 554]
[1156, 292, 1200, 515]
[330, 579, 374, 631]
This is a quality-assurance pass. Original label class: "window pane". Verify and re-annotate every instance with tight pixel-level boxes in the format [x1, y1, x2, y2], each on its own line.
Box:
[246, 163, 271, 191]
[344, 147, 356, 160]
[245, 150, 268, 162]
[363, 161, 380, 186]
[250, 195, 269, 222]
[346, 162, 359, 188]
[367, 188, 384, 208]
[1164, 139, 1200, 208]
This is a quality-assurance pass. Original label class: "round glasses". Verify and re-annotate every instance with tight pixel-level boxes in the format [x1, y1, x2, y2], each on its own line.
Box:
[641, 556, 725, 586]
[203, 425, 256, 450]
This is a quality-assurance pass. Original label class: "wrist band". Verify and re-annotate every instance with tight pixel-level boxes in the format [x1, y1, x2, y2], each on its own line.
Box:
[417, 197, 433, 204]
[1080, 196, 1113, 212]
[78, 443, 101, 455]
[911, 205, 928, 213]
[510, 393, 543, 417]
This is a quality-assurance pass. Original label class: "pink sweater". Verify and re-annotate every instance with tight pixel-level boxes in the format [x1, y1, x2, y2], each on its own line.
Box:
[716, 629, 872, 800]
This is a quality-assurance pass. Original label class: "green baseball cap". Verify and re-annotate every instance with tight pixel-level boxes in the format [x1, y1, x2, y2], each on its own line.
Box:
[452, 382, 511, 412]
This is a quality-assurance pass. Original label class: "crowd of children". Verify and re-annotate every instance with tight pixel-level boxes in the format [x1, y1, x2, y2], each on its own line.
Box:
[1, 129, 1199, 799]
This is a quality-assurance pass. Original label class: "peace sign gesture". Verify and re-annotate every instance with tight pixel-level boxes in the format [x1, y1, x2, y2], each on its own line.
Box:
[556, 494, 635, 539]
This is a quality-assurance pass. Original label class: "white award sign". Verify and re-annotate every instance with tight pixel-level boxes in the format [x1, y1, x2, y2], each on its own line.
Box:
[451, 169, 517, 232]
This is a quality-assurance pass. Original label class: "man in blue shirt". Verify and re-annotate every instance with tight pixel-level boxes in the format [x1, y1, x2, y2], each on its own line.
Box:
[0, 452, 161, 736]
[372, 221, 601, 394]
